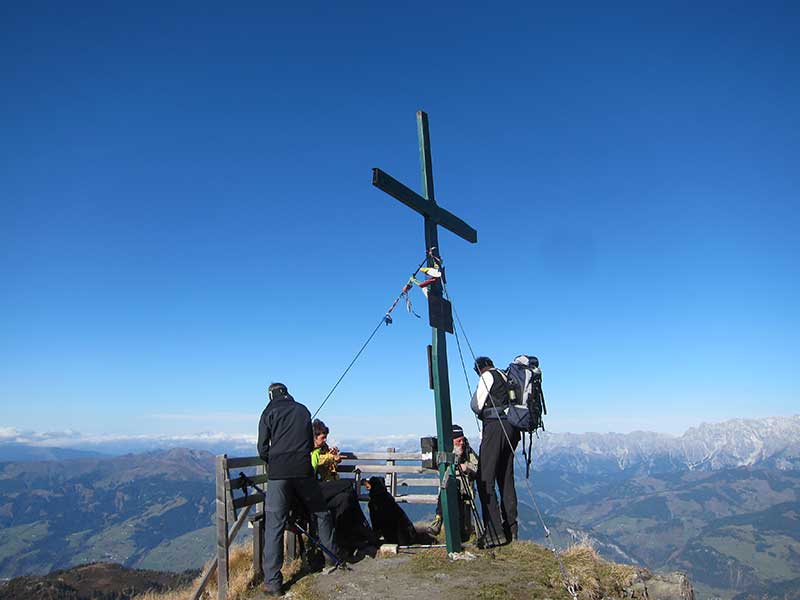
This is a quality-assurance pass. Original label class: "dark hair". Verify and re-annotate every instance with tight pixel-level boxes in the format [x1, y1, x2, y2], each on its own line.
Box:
[313, 419, 330, 436]
[268, 382, 288, 401]
[474, 356, 494, 374]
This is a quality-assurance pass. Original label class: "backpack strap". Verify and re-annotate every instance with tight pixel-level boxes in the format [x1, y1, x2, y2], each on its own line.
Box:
[480, 368, 510, 419]
[541, 387, 547, 417]
[523, 431, 533, 478]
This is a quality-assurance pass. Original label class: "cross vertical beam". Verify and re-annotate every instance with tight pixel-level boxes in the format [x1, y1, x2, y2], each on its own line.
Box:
[373, 111, 477, 554]
[418, 112, 463, 555]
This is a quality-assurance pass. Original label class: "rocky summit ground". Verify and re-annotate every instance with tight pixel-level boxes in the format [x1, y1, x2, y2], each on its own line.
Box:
[138, 541, 693, 600]
[286, 543, 693, 600]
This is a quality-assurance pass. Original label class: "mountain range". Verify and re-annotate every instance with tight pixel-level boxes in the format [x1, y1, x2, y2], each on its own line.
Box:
[0, 448, 217, 579]
[4, 416, 798, 469]
[1, 415, 798, 600]
[532, 416, 800, 474]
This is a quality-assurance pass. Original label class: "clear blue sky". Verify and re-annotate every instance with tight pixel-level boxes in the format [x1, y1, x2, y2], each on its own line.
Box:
[2, 2, 798, 442]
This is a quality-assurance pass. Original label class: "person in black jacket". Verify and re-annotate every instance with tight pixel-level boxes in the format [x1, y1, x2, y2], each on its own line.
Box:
[470, 357, 521, 547]
[257, 383, 338, 596]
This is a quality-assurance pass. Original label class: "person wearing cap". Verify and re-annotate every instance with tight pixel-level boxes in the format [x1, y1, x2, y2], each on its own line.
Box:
[470, 356, 521, 546]
[427, 423, 479, 540]
[257, 383, 339, 596]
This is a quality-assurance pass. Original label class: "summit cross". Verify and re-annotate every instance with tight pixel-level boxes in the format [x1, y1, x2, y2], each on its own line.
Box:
[372, 110, 478, 553]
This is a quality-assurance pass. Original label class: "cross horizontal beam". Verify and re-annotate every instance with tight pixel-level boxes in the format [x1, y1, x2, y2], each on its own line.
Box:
[372, 168, 477, 244]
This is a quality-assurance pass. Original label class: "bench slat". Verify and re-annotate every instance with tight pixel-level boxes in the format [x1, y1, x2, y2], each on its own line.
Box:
[233, 492, 265, 510]
[397, 494, 440, 504]
[339, 452, 423, 461]
[338, 464, 429, 474]
[228, 473, 269, 490]
[357, 493, 439, 504]
[398, 478, 439, 487]
[226, 457, 266, 469]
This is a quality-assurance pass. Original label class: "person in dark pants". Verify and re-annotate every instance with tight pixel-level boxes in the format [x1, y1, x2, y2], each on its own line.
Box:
[257, 383, 338, 597]
[470, 357, 521, 546]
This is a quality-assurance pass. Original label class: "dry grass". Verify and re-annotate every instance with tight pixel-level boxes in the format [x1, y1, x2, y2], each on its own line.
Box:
[561, 540, 638, 600]
[133, 544, 266, 600]
[133, 543, 308, 600]
[403, 540, 638, 600]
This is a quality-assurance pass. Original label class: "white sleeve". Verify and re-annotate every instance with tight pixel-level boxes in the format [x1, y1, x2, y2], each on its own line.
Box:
[474, 371, 495, 412]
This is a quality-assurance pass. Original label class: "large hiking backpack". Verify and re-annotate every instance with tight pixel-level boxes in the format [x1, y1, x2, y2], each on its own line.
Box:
[504, 355, 546, 477]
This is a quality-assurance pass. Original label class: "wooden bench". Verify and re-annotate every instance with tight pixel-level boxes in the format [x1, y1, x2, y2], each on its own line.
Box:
[338, 447, 440, 504]
[191, 449, 444, 600]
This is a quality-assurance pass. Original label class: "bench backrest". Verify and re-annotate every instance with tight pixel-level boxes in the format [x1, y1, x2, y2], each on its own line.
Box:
[337, 449, 439, 504]
[221, 449, 441, 518]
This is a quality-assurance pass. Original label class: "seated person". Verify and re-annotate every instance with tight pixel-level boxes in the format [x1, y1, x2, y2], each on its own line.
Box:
[311, 419, 342, 481]
[311, 419, 377, 556]
[427, 423, 479, 541]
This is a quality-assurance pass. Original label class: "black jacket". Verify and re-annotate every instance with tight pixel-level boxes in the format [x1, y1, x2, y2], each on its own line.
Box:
[257, 393, 314, 480]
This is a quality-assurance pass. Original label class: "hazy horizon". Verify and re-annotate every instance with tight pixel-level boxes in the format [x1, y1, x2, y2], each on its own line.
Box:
[3, 414, 798, 458]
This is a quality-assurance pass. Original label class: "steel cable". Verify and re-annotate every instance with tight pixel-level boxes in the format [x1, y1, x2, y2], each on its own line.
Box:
[311, 254, 429, 420]
[443, 282, 579, 600]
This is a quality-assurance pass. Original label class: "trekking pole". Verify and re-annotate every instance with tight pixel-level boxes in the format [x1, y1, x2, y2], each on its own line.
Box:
[236, 472, 346, 570]
[456, 467, 485, 540]
[287, 519, 347, 569]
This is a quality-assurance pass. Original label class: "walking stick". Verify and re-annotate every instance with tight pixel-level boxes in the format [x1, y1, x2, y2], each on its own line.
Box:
[455, 466, 485, 540]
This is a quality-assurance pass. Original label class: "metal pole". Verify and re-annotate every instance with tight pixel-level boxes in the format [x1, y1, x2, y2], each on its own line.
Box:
[418, 111, 461, 554]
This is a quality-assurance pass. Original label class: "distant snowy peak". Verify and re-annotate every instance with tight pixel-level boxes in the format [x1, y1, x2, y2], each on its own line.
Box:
[534, 415, 800, 474]
[680, 416, 800, 469]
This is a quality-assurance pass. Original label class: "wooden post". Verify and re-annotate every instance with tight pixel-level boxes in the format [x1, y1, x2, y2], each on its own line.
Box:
[285, 528, 299, 562]
[215, 455, 229, 600]
[189, 505, 252, 600]
[387, 447, 397, 497]
[252, 462, 265, 582]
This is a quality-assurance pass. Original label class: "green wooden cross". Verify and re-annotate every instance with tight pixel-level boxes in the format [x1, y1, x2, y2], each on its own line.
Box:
[373, 110, 478, 553]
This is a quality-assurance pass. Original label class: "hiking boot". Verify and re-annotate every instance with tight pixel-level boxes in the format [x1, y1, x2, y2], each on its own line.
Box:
[503, 523, 518, 542]
[322, 558, 349, 574]
[427, 514, 443, 535]
[261, 584, 283, 597]
[476, 532, 508, 549]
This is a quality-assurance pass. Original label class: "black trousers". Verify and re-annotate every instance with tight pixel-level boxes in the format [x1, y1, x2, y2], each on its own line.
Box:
[476, 420, 520, 542]
[262, 477, 336, 592]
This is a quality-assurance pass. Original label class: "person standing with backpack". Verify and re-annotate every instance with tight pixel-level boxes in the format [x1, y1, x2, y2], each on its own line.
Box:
[470, 356, 521, 546]
[257, 383, 339, 596]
